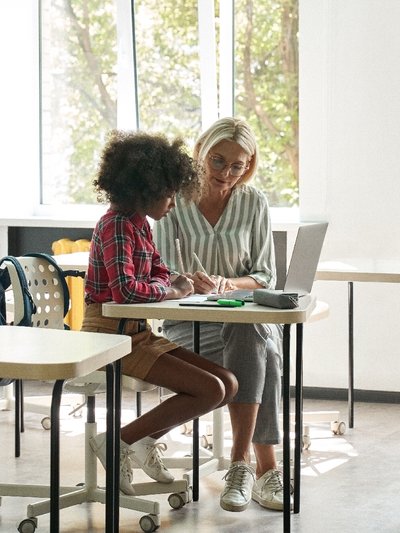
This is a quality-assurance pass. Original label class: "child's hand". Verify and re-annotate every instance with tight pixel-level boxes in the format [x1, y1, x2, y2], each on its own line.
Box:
[166, 275, 194, 299]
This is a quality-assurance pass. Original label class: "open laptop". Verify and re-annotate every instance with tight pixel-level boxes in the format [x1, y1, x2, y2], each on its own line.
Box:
[207, 222, 328, 301]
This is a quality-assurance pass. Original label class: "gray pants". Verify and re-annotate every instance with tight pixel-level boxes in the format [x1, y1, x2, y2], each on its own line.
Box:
[162, 320, 282, 445]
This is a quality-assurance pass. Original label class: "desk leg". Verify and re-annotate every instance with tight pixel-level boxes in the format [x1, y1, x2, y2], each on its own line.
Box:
[15, 379, 22, 458]
[50, 379, 64, 533]
[192, 321, 200, 502]
[106, 361, 121, 533]
[348, 282, 354, 428]
[294, 323, 303, 514]
[282, 324, 291, 533]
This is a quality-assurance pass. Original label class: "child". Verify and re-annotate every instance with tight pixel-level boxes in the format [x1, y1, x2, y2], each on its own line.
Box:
[81, 130, 238, 495]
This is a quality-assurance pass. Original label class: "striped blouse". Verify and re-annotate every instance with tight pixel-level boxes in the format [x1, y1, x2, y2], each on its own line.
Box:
[153, 184, 276, 289]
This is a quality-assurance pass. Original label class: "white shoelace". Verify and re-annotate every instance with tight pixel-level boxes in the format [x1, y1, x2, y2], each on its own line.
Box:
[144, 442, 168, 470]
[222, 463, 255, 493]
[120, 448, 134, 482]
[262, 469, 283, 495]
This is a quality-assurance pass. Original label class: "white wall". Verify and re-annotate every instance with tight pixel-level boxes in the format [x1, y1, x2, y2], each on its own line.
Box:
[300, 0, 400, 391]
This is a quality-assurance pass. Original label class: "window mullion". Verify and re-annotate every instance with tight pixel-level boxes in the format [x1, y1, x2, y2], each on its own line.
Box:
[198, 0, 218, 129]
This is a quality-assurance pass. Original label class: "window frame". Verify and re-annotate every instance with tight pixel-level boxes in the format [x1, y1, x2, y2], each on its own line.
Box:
[32, 0, 298, 221]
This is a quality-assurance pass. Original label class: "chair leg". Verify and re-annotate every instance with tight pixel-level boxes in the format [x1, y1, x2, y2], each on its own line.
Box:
[136, 391, 141, 417]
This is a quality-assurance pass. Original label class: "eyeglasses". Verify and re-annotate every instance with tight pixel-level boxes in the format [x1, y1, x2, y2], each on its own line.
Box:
[208, 155, 249, 177]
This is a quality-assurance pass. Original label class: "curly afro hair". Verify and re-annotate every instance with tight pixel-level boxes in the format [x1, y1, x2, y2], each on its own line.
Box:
[94, 130, 201, 212]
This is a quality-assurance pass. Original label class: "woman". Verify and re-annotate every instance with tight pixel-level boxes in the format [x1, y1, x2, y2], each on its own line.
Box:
[153, 117, 286, 513]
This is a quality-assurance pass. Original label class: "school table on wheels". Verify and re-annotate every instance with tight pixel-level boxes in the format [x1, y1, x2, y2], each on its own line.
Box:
[103, 296, 329, 533]
[0, 326, 131, 533]
[316, 259, 400, 429]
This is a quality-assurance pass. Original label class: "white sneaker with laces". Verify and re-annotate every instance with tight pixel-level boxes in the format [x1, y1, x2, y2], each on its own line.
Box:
[252, 468, 292, 511]
[220, 461, 255, 512]
[129, 436, 174, 483]
[89, 432, 135, 496]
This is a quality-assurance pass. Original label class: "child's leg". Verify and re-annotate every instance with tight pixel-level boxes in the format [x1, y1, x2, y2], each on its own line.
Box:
[120, 346, 238, 445]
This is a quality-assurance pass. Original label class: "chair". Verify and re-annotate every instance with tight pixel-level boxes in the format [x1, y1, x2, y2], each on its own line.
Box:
[51, 237, 91, 331]
[0, 255, 42, 458]
[0, 255, 85, 458]
[1, 254, 191, 533]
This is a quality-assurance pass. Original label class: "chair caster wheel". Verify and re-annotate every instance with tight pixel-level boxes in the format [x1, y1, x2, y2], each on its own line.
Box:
[18, 517, 37, 533]
[331, 420, 346, 435]
[139, 514, 159, 532]
[302, 434, 311, 450]
[41, 416, 51, 430]
[168, 492, 185, 509]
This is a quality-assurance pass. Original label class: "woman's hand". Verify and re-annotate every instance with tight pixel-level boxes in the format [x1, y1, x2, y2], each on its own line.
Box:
[189, 271, 217, 294]
[165, 275, 194, 299]
[211, 275, 237, 294]
[188, 272, 237, 294]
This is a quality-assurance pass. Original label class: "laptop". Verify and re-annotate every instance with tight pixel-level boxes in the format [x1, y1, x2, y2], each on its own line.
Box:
[207, 222, 328, 301]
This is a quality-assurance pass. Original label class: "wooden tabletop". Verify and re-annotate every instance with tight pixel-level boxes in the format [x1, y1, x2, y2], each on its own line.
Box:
[0, 326, 131, 380]
[103, 296, 323, 325]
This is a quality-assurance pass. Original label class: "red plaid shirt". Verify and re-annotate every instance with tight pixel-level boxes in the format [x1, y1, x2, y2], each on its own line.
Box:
[85, 209, 170, 304]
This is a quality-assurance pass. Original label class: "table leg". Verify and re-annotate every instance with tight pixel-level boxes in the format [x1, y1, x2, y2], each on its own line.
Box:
[348, 281, 354, 428]
[192, 321, 200, 502]
[282, 323, 291, 533]
[106, 361, 121, 533]
[15, 379, 21, 458]
[114, 359, 121, 530]
[294, 323, 303, 514]
[50, 379, 64, 533]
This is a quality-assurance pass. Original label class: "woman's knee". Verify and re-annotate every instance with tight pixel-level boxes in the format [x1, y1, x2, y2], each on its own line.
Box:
[221, 369, 239, 402]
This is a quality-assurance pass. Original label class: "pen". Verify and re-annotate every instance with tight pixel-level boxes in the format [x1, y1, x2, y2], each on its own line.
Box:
[192, 252, 217, 293]
[192, 252, 208, 275]
[175, 238, 185, 273]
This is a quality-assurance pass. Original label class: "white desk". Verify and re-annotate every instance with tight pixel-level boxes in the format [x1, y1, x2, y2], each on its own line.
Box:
[53, 251, 89, 272]
[0, 326, 130, 533]
[103, 297, 328, 533]
[316, 259, 400, 428]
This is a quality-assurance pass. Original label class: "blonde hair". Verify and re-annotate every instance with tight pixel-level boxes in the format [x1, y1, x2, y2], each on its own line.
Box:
[193, 117, 259, 186]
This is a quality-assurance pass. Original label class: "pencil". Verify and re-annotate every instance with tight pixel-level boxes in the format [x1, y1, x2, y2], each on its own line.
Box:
[175, 238, 185, 273]
[192, 252, 207, 274]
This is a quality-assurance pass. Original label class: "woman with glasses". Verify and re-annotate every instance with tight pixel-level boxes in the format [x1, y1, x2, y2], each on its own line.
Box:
[153, 117, 286, 514]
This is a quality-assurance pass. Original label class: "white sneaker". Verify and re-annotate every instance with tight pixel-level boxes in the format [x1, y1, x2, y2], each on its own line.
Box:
[129, 436, 174, 483]
[252, 468, 292, 511]
[89, 432, 135, 496]
[220, 461, 255, 512]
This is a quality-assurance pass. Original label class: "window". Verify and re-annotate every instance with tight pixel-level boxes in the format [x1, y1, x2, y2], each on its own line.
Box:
[40, 0, 118, 205]
[39, 0, 298, 209]
[234, 0, 298, 207]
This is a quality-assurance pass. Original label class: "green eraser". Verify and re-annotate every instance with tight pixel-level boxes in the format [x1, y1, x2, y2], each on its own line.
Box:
[217, 299, 245, 307]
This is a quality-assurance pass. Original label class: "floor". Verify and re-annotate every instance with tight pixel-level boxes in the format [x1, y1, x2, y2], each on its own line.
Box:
[0, 382, 399, 533]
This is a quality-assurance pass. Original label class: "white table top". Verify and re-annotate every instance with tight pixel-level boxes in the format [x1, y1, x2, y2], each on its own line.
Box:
[103, 296, 322, 325]
[0, 326, 131, 380]
[316, 259, 400, 283]
[53, 251, 89, 271]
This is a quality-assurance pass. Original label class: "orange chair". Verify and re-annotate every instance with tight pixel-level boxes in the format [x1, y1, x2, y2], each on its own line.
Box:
[51, 238, 90, 330]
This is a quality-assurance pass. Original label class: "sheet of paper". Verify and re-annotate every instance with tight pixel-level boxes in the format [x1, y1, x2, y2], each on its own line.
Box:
[168, 294, 209, 303]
